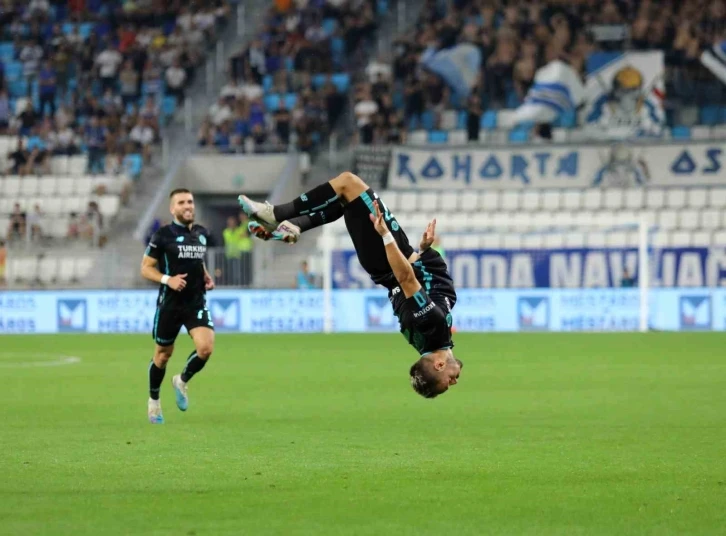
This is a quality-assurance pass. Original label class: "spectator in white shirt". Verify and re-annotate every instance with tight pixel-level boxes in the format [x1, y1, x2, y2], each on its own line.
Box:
[130, 118, 155, 163]
[209, 97, 233, 126]
[165, 60, 187, 101]
[220, 78, 242, 100]
[96, 45, 123, 92]
[20, 40, 43, 81]
[240, 78, 263, 101]
[365, 56, 392, 84]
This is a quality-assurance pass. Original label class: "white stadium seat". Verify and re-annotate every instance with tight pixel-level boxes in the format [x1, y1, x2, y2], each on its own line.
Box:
[408, 130, 427, 145]
[61, 197, 84, 213]
[460, 235, 479, 249]
[691, 231, 711, 247]
[657, 210, 678, 230]
[522, 234, 544, 248]
[521, 191, 540, 211]
[713, 230, 726, 245]
[440, 192, 459, 212]
[448, 130, 468, 144]
[586, 232, 607, 247]
[440, 110, 457, 130]
[57, 258, 76, 282]
[444, 235, 461, 248]
[624, 189, 644, 209]
[583, 190, 602, 210]
[75, 257, 94, 279]
[544, 233, 564, 248]
[604, 189, 624, 210]
[679, 210, 699, 230]
[38, 257, 58, 284]
[564, 232, 585, 247]
[500, 191, 519, 211]
[98, 196, 120, 218]
[38, 176, 58, 196]
[670, 231, 691, 247]
[56, 177, 75, 195]
[479, 192, 500, 211]
[710, 188, 726, 208]
[74, 177, 94, 195]
[20, 176, 38, 196]
[687, 188, 708, 209]
[700, 209, 722, 230]
[665, 188, 686, 209]
[502, 234, 522, 248]
[398, 192, 418, 211]
[68, 156, 88, 176]
[419, 192, 438, 212]
[460, 191, 478, 212]
[382, 191, 398, 212]
[0, 198, 14, 214]
[691, 126, 711, 140]
[646, 189, 665, 209]
[541, 191, 561, 211]
[562, 190, 581, 210]
[480, 234, 502, 248]
[4, 177, 20, 197]
[50, 156, 69, 175]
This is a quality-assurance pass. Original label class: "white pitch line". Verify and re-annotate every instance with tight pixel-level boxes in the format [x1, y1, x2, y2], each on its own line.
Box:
[0, 354, 82, 368]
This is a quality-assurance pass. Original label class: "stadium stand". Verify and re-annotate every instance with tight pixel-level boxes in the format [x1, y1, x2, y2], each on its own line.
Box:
[0, 0, 233, 287]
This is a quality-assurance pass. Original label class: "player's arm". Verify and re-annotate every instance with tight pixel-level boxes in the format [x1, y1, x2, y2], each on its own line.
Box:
[370, 201, 421, 298]
[202, 261, 215, 290]
[141, 234, 186, 291]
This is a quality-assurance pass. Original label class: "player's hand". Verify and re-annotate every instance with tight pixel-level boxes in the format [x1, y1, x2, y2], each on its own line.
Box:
[204, 272, 215, 291]
[168, 274, 187, 291]
[369, 201, 389, 236]
[419, 218, 437, 251]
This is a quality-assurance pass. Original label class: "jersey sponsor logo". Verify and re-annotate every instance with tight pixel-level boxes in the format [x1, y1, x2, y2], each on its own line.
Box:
[413, 302, 435, 318]
[679, 295, 711, 330]
[176, 236, 185, 243]
[517, 296, 549, 330]
[57, 299, 87, 332]
[391, 286, 401, 295]
[177, 244, 206, 259]
[209, 298, 240, 330]
[199, 235, 207, 246]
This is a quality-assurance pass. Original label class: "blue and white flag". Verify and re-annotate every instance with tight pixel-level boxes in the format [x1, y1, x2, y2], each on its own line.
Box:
[421, 43, 482, 99]
[513, 60, 585, 125]
[701, 41, 726, 85]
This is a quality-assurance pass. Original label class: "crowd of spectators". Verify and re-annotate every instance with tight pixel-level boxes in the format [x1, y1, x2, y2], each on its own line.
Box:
[200, 0, 381, 154]
[0, 0, 231, 173]
[352, 0, 726, 143]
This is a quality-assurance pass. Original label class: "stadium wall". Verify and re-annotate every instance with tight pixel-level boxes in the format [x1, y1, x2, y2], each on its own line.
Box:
[1, 289, 722, 334]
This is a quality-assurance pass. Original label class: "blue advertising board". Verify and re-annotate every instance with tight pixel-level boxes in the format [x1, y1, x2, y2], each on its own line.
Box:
[333, 247, 726, 289]
[0, 288, 724, 334]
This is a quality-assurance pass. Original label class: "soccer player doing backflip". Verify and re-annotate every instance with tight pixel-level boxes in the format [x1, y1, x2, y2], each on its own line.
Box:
[239, 172, 462, 398]
[141, 189, 216, 423]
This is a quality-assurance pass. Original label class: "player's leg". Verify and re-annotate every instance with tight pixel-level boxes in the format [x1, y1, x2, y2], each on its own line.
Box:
[172, 307, 215, 411]
[148, 306, 182, 424]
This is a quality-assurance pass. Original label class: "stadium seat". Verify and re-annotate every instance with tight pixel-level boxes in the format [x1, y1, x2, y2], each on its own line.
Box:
[284, 93, 298, 110]
[691, 126, 711, 140]
[440, 192, 459, 212]
[679, 210, 699, 230]
[564, 232, 585, 248]
[263, 94, 280, 112]
[68, 156, 88, 176]
[552, 128, 569, 142]
[657, 210, 678, 230]
[427, 130, 448, 143]
[57, 258, 76, 283]
[710, 188, 726, 207]
[586, 232, 607, 247]
[399, 191, 418, 210]
[38, 257, 58, 284]
[322, 18, 337, 35]
[456, 111, 467, 130]
[460, 192, 478, 212]
[4, 177, 20, 197]
[508, 128, 530, 143]
[419, 192, 438, 212]
[480, 234, 502, 248]
[20, 177, 38, 197]
[541, 191, 561, 211]
[262, 75, 274, 92]
[502, 234, 523, 249]
[603, 189, 624, 210]
[522, 233, 543, 248]
[500, 191, 519, 211]
[98, 195, 120, 218]
[687, 188, 708, 209]
[480, 110, 497, 130]
[0, 42, 14, 62]
[692, 231, 711, 246]
[670, 231, 692, 247]
[38, 176, 58, 196]
[606, 231, 628, 248]
[331, 73, 350, 93]
[420, 111, 435, 131]
[479, 192, 501, 211]
[700, 209, 722, 229]
[383, 191, 399, 211]
[700, 106, 720, 125]
[624, 189, 644, 209]
[544, 233, 565, 248]
[408, 130, 427, 145]
[665, 188, 686, 209]
[562, 190, 581, 210]
[583, 190, 602, 210]
[448, 130, 467, 144]
[671, 126, 691, 139]
[74, 177, 94, 196]
[521, 191, 540, 211]
[56, 177, 75, 195]
[61, 197, 84, 213]
[51, 156, 69, 175]
[441, 110, 457, 130]
[161, 96, 177, 119]
[713, 230, 726, 245]
[646, 190, 665, 209]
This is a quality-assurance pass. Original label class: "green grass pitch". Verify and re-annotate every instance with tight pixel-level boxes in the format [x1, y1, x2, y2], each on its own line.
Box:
[2, 332, 726, 535]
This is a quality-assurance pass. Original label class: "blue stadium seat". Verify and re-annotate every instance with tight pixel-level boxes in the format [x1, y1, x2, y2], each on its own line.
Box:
[161, 96, 177, 118]
[392, 90, 404, 110]
[377, 0, 388, 15]
[671, 125, 691, 140]
[284, 93, 297, 109]
[699, 105, 720, 126]
[123, 153, 144, 179]
[508, 127, 530, 143]
[428, 130, 448, 143]
[9, 79, 28, 98]
[505, 90, 521, 109]
[480, 110, 497, 130]
[4, 62, 22, 80]
[456, 111, 467, 129]
[331, 38, 345, 65]
[331, 73, 350, 93]
[408, 115, 419, 130]
[448, 92, 461, 108]
[0, 42, 14, 62]
[322, 18, 337, 36]
[312, 74, 327, 89]
[420, 110, 435, 131]
[264, 94, 280, 111]
[284, 57, 294, 72]
[262, 75, 273, 92]
[554, 109, 577, 128]
[720, 107, 726, 124]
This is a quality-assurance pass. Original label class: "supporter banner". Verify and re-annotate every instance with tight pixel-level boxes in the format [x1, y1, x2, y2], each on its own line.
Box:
[421, 43, 482, 99]
[583, 51, 665, 138]
[700, 41, 726, 85]
[513, 60, 585, 125]
[332, 247, 726, 289]
[177, 154, 296, 194]
[1, 288, 725, 333]
[388, 142, 726, 189]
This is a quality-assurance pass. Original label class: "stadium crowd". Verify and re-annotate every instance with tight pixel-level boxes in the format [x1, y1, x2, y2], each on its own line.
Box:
[352, 0, 726, 144]
[0, 0, 231, 173]
[199, 0, 382, 154]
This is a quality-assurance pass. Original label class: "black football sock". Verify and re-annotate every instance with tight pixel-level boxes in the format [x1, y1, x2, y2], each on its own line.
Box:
[180, 351, 208, 383]
[288, 201, 345, 232]
[273, 182, 338, 221]
[149, 360, 166, 400]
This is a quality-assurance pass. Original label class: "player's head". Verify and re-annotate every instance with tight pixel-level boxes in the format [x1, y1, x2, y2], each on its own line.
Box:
[169, 188, 194, 225]
[409, 349, 463, 398]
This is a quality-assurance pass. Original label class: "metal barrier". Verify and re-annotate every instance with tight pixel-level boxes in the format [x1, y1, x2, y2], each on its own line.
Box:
[205, 247, 254, 288]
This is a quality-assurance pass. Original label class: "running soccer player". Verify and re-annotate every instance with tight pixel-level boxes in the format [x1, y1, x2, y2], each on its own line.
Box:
[141, 189, 216, 423]
[238, 172, 462, 398]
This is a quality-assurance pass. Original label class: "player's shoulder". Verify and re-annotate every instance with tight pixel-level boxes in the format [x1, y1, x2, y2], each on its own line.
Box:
[191, 223, 210, 235]
[154, 224, 177, 239]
